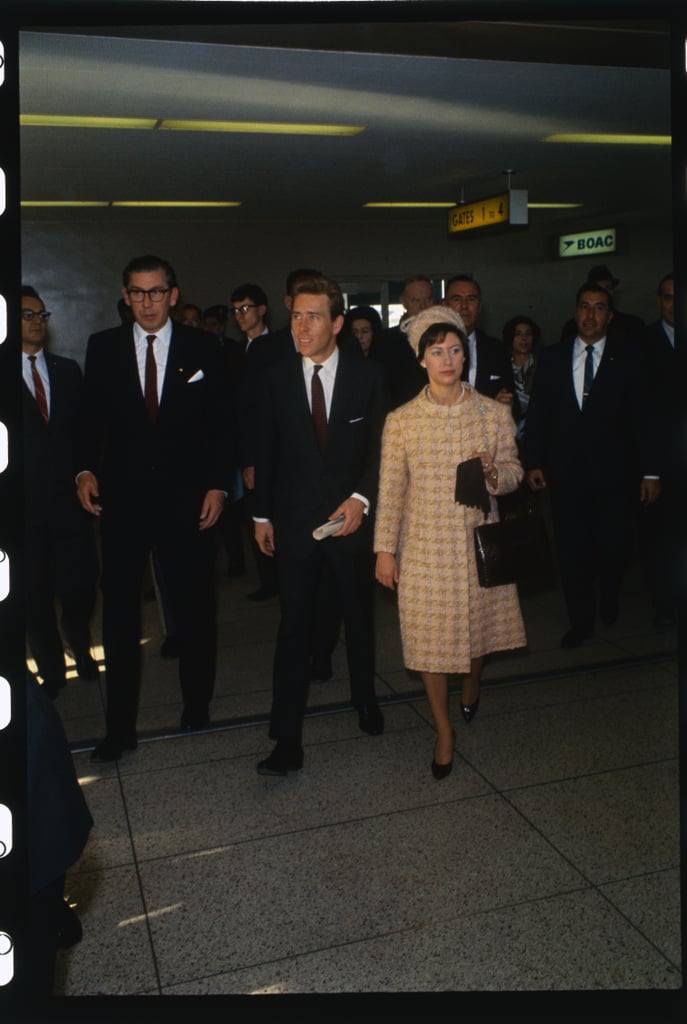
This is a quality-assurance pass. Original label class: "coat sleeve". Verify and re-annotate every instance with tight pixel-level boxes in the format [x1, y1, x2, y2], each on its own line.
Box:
[489, 401, 524, 496]
[373, 409, 409, 554]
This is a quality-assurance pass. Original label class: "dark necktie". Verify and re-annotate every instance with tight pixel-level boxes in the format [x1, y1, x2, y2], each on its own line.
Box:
[145, 334, 159, 424]
[28, 355, 49, 423]
[582, 344, 595, 409]
[311, 364, 327, 452]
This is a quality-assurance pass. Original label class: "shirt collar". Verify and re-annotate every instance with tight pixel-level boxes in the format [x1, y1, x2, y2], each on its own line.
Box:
[574, 335, 606, 356]
[302, 344, 339, 374]
[133, 318, 173, 345]
[662, 321, 675, 346]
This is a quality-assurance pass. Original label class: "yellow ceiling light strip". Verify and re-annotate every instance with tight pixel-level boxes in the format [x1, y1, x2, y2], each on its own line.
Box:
[21, 114, 365, 136]
[364, 202, 456, 208]
[159, 119, 364, 136]
[22, 200, 241, 208]
[542, 133, 670, 145]
[528, 202, 583, 209]
[21, 200, 111, 207]
[111, 201, 241, 208]
[21, 115, 157, 129]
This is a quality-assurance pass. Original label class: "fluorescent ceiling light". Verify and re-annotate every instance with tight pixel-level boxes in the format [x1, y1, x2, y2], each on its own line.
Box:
[21, 115, 157, 129]
[111, 201, 241, 208]
[542, 133, 670, 145]
[21, 200, 241, 208]
[528, 202, 583, 209]
[21, 114, 364, 136]
[364, 202, 456, 208]
[159, 119, 364, 136]
[21, 200, 111, 207]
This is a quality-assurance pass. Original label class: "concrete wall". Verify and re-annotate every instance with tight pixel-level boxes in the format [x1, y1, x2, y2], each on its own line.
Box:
[22, 210, 672, 366]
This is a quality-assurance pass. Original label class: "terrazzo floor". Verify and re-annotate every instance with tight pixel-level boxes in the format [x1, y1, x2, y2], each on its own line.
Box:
[42, 532, 684, 1014]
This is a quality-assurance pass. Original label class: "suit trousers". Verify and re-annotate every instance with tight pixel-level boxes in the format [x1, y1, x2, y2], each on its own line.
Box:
[550, 486, 632, 634]
[25, 516, 98, 684]
[269, 531, 376, 742]
[99, 496, 217, 741]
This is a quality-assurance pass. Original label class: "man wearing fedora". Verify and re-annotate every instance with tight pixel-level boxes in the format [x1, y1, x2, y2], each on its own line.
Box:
[559, 264, 645, 345]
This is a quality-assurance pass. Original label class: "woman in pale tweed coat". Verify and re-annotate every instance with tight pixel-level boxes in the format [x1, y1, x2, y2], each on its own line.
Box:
[374, 307, 526, 779]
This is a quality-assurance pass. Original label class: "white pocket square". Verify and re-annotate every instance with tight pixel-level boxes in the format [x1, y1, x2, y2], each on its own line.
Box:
[489, 374, 501, 381]
[349, 416, 364, 424]
[188, 369, 204, 383]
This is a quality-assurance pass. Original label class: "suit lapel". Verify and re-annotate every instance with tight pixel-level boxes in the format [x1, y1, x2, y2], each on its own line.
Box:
[563, 339, 582, 414]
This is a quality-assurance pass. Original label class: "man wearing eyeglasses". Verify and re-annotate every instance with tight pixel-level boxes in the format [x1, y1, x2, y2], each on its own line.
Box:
[22, 285, 99, 700]
[76, 255, 233, 762]
[230, 283, 268, 348]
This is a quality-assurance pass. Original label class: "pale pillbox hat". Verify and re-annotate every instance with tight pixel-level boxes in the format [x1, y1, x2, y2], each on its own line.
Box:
[400, 303, 467, 355]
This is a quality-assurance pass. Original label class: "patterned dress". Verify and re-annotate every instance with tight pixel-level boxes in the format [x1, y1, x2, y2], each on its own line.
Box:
[374, 385, 527, 673]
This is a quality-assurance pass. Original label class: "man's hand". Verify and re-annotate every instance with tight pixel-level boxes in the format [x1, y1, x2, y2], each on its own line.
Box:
[527, 468, 547, 492]
[255, 520, 275, 556]
[329, 496, 365, 537]
[375, 552, 399, 590]
[242, 466, 255, 491]
[495, 388, 514, 405]
[198, 489, 225, 530]
[76, 471, 102, 516]
[640, 478, 661, 505]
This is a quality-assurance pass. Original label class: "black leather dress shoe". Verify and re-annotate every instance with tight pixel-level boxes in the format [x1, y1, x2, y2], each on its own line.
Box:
[560, 627, 593, 649]
[160, 635, 180, 659]
[74, 653, 100, 682]
[90, 735, 137, 763]
[256, 740, 304, 776]
[57, 899, 83, 949]
[355, 703, 384, 736]
[307, 660, 333, 683]
[179, 707, 210, 732]
[42, 678, 66, 700]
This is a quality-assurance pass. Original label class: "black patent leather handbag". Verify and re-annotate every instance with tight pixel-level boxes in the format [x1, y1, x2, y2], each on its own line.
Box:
[474, 511, 555, 595]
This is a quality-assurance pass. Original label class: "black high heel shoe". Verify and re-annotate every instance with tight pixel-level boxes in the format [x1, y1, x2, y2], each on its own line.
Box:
[431, 729, 455, 780]
[461, 695, 480, 724]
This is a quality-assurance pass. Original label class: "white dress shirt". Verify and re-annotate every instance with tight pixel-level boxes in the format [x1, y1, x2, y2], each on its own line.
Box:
[467, 331, 478, 388]
[661, 320, 675, 348]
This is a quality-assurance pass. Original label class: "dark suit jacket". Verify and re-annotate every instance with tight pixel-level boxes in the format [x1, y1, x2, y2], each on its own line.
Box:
[375, 325, 427, 409]
[466, 329, 516, 401]
[23, 351, 88, 531]
[238, 327, 296, 470]
[78, 322, 232, 513]
[254, 345, 387, 557]
[523, 336, 659, 497]
[643, 319, 677, 475]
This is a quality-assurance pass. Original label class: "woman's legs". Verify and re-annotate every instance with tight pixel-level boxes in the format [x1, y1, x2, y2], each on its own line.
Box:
[461, 656, 483, 707]
[420, 672, 454, 765]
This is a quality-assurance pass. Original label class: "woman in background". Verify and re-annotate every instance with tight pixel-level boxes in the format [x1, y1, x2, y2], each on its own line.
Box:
[502, 314, 541, 440]
[343, 305, 384, 359]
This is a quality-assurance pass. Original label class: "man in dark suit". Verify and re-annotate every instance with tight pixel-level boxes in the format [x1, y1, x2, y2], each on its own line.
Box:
[641, 272, 677, 627]
[375, 275, 433, 408]
[76, 255, 232, 761]
[443, 274, 516, 406]
[253, 275, 387, 775]
[524, 284, 661, 648]
[22, 285, 99, 699]
[559, 264, 645, 346]
[237, 271, 319, 601]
